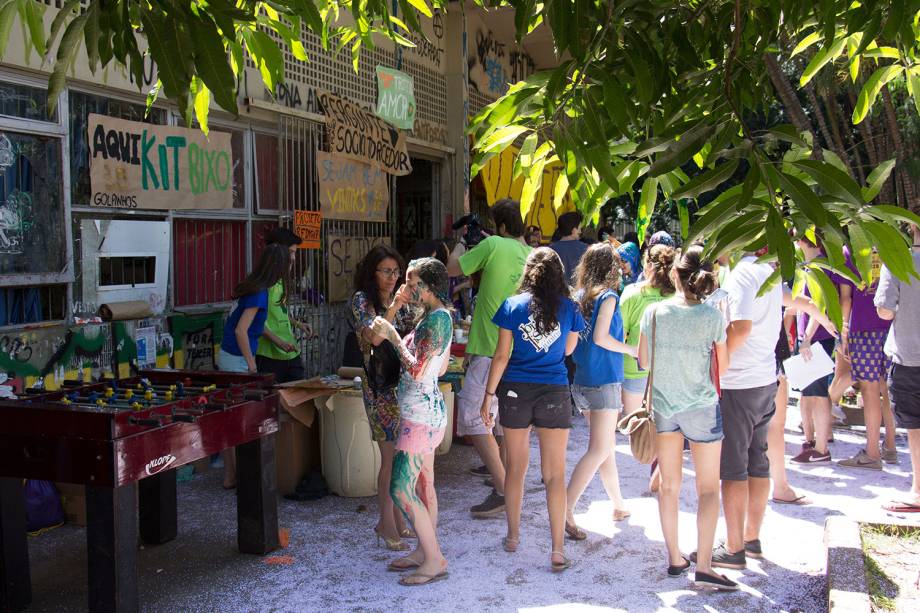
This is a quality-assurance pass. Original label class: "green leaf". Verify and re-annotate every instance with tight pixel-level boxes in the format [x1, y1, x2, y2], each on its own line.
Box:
[677, 200, 689, 239]
[852, 64, 903, 124]
[145, 81, 162, 117]
[553, 172, 569, 211]
[192, 17, 238, 115]
[687, 186, 743, 241]
[791, 31, 822, 57]
[800, 36, 847, 86]
[767, 124, 809, 149]
[862, 159, 896, 202]
[863, 220, 913, 282]
[142, 14, 192, 106]
[794, 159, 864, 206]
[777, 171, 827, 227]
[48, 11, 88, 113]
[907, 71, 920, 118]
[83, 2, 100, 71]
[767, 207, 795, 279]
[671, 159, 738, 200]
[21, 0, 46, 57]
[406, 0, 433, 18]
[190, 77, 210, 135]
[0, 0, 19, 58]
[847, 223, 874, 288]
[648, 124, 715, 177]
[805, 267, 842, 329]
[868, 205, 920, 229]
[756, 268, 783, 298]
[636, 177, 659, 245]
[478, 125, 530, 154]
[847, 32, 861, 82]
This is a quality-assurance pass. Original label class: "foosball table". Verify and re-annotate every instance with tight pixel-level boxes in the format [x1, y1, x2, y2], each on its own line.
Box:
[0, 370, 280, 613]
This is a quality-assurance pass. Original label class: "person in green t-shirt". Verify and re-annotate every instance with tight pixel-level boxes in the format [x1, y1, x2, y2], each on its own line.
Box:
[256, 228, 312, 383]
[619, 244, 677, 416]
[446, 199, 531, 518]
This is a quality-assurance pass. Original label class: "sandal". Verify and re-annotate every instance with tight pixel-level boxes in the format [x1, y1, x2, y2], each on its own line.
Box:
[400, 527, 417, 539]
[612, 508, 631, 522]
[550, 551, 572, 573]
[564, 521, 587, 541]
[502, 536, 519, 552]
[399, 570, 449, 586]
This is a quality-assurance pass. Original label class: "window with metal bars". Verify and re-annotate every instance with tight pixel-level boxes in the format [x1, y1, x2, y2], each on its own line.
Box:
[97, 256, 156, 288]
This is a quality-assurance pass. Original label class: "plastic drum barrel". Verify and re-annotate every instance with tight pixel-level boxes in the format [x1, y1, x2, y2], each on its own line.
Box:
[316, 390, 381, 497]
[436, 382, 454, 456]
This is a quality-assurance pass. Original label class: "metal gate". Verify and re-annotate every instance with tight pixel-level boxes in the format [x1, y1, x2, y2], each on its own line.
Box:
[277, 114, 394, 378]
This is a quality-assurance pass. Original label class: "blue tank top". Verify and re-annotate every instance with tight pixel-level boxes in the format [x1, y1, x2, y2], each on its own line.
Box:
[573, 289, 625, 386]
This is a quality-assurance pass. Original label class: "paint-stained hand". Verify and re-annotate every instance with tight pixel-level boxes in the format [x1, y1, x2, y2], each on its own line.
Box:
[371, 316, 399, 344]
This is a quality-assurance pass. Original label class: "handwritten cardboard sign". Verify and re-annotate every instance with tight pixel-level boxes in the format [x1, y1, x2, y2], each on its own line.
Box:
[293, 210, 322, 249]
[316, 90, 412, 176]
[316, 152, 389, 222]
[376, 66, 416, 130]
[87, 114, 233, 210]
[327, 235, 391, 302]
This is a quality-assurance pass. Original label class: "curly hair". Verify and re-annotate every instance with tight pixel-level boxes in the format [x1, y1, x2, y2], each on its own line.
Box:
[408, 257, 451, 308]
[573, 242, 622, 321]
[643, 244, 677, 296]
[675, 243, 718, 301]
[353, 244, 405, 313]
[518, 247, 569, 336]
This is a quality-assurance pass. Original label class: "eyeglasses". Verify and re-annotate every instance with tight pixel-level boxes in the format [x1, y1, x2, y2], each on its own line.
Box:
[376, 268, 401, 278]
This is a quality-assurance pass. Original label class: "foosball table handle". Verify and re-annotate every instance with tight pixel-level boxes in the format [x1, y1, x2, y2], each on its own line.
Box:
[243, 390, 267, 401]
[204, 402, 228, 412]
[171, 412, 198, 423]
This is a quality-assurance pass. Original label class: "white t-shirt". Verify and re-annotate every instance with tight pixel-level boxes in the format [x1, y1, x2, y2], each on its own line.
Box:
[721, 257, 783, 389]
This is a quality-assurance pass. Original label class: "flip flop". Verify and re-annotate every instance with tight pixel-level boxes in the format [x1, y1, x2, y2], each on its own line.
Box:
[387, 558, 422, 572]
[771, 495, 812, 506]
[564, 522, 587, 541]
[882, 500, 920, 513]
[551, 551, 572, 573]
[612, 509, 631, 522]
[502, 536, 519, 552]
[399, 570, 449, 586]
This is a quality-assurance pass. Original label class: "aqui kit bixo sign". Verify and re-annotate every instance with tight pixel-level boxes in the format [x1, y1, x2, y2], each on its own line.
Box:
[87, 114, 233, 210]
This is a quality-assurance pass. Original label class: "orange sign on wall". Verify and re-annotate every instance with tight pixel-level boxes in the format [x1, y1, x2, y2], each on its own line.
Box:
[294, 210, 322, 249]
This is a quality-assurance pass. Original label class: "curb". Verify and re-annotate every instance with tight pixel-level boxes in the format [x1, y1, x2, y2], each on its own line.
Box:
[825, 516, 871, 613]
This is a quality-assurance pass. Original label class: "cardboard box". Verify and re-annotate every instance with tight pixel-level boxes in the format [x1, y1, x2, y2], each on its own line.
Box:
[275, 399, 321, 496]
[55, 483, 87, 527]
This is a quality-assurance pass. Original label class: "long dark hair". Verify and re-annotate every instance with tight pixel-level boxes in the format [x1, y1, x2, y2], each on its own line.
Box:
[675, 243, 718, 301]
[519, 247, 569, 335]
[353, 244, 405, 313]
[234, 243, 289, 302]
[574, 242, 622, 321]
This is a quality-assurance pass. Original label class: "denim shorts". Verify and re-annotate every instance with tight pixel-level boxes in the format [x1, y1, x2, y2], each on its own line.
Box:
[622, 376, 647, 395]
[654, 404, 723, 444]
[571, 383, 623, 411]
[217, 348, 249, 373]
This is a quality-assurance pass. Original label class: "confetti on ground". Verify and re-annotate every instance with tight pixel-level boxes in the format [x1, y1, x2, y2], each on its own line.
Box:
[263, 556, 295, 566]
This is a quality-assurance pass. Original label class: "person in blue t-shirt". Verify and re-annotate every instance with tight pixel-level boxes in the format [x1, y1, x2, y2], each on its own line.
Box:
[479, 248, 585, 572]
[217, 243, 289, 488]
[565, 243, 639, 541]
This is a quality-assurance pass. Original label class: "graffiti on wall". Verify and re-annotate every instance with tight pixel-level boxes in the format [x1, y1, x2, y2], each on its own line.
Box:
[169, 312, 224, 371]
[468, 27, 535, 97]
[0, 325, 110, 392]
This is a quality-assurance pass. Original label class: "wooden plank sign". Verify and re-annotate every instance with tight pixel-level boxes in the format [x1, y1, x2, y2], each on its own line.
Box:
[316, 152, 389, 222]
[293, 211, 322, 249]
[316, 90, 412, 176]
[327, 235, 391, 303]
[87, 114, 233, 210]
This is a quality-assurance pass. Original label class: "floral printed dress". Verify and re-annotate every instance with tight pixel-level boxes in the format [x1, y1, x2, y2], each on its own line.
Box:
[350, 291, 416, 442]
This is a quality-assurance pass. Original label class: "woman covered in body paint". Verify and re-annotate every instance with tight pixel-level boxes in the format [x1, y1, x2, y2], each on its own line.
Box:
[371, 258, 453, 586]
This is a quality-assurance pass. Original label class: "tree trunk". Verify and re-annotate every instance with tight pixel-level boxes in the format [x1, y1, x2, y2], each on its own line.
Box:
[848, 87, 880, 169]
[823, 91, 863, 184]
[763, 53, 817, 147]
[829, 92, 866, 184]
[878, 87, 903, 204]
[805, 83, 854, 176]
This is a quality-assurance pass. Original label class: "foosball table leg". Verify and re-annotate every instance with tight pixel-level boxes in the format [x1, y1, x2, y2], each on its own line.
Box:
[86, 484, 138, 613]
[138, 470, 178, 545]
[236, 435, 280, 555]
[0, 478, 30, 612]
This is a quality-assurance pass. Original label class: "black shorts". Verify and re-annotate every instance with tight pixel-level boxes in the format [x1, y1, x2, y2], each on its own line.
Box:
[256, 355, 306, 384]
[497, 381, 572, 429]
[889, 363, 920, 430]
[720, 383, 777, 481]
[801, 338, 836, 397]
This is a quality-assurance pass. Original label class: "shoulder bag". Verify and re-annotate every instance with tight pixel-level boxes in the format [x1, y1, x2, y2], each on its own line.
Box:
[617, 306, 658, 464]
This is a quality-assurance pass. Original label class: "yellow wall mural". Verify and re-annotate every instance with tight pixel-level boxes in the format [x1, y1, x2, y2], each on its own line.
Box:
[479, 145, 575, 240]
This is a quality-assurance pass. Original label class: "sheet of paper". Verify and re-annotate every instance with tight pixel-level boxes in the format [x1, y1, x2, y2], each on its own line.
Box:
[783, 342, 835, 391]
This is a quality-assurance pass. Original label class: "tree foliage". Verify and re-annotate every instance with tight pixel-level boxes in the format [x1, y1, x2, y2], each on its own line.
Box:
[0, 0, 444, 133]
[469, 0, 920, 320]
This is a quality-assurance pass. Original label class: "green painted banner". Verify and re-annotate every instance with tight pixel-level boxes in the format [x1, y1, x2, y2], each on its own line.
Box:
[375, 66, 416, 130]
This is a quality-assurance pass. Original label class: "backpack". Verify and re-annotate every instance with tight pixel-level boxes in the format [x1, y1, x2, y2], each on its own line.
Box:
[365, 339, 401, 394]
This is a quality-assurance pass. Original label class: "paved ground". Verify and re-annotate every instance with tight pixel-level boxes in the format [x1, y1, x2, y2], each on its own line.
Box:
[25, 402, 919, 612]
